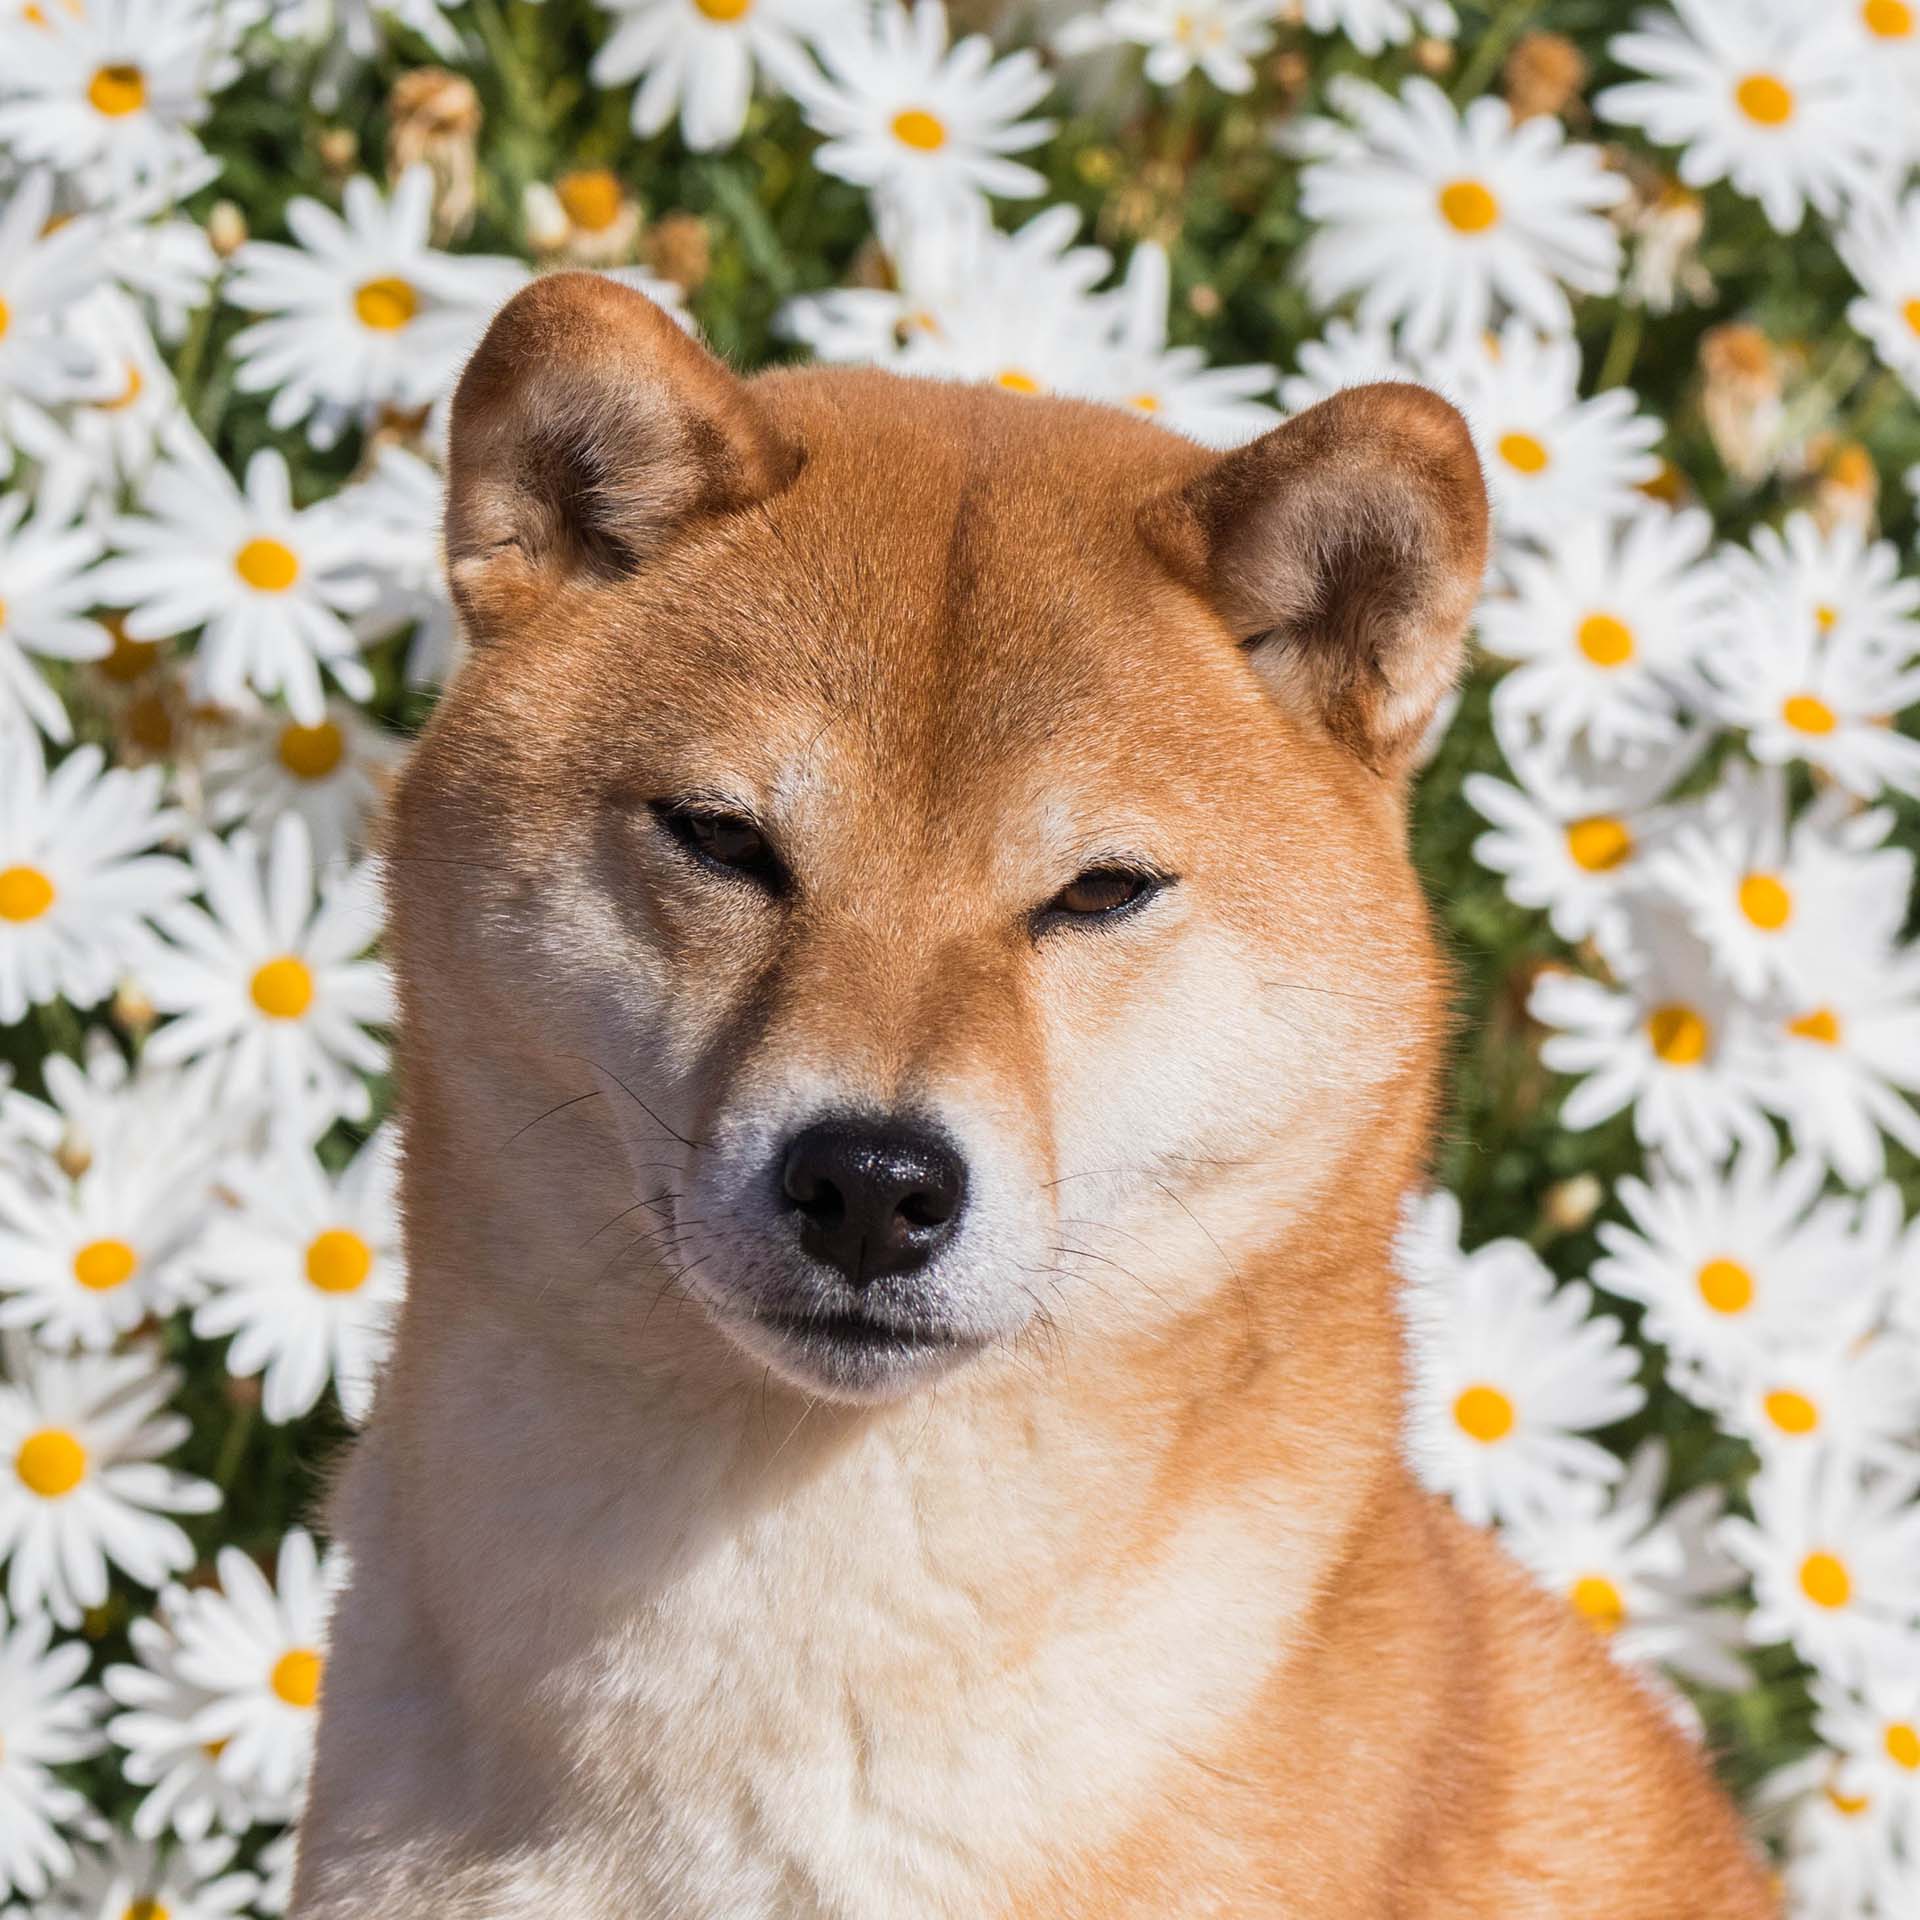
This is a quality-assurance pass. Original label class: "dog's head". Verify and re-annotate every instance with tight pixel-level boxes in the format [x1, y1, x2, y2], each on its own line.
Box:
[391, 273, 1485, 1405]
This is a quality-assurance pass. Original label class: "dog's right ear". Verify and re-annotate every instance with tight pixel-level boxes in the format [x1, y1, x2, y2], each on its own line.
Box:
[443, 271, 801, 637]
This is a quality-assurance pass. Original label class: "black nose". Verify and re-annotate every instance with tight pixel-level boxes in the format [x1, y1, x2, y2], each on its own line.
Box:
[778, 1118, 968, 1286]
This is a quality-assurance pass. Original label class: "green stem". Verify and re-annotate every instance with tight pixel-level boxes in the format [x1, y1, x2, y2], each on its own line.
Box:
[214, 1401, 256, 1490]
[1451, 0, 1541, 106]
[1596, 304, 1644, 392]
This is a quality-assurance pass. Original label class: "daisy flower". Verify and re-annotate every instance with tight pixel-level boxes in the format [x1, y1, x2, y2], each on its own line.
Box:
[774, 0, 1054, 225]
[1531, 906, 1779, 1177]
[1813, 1668, 1920, 1841]
[0, 1598, 105, 1902]
[1726, 1329, 1920, 1476]
[0, 492, 109, 744]
[1644, 763, 1912, 1002]
[193, 1128, 402, 1424]
[1298, 0, 1456, 58]
[62, 1830, 256, 1920]
[0, 1128, 210, 1350]
[139, 814, 392, 1134]
[0, 172, 105, 479]
[1399, 1190, 1644, 1528]
[0, 739, 193, 1027]
[225, 168, 526, 449]
[0, 1036, 219, 1190]
[590, 0, 833, 152]
[1595, 1146, 1878, 1397]
[1597, 1, 1893, 236]
[1276, 317, 1428, 414]
[1482, 506, 1721, 760]
[1765, 934, 1920, 1188]
[0, 0, 249, 201]
[169, 1528, 336, 1805]
[1443, 328, 1665, 549]
[1056, 0, 1277, 95]
[1722, 1457, 1920, 1684]
[201, 698, 401, 862]
[105, 1594, 284, 1841]
[0, 1336, 219, 1629]
[1499, 1441, 1749, 1693]
[1841, 188, 1920, 404]
[1296, 76, 1625, 356]
[1758, 1748, 1910, 1917]
[337, 443, 459, 686]
[93, 435, 380, 727]
[1720, 512, 1920, 664]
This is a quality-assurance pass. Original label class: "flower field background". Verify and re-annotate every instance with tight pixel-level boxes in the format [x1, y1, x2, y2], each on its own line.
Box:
[1, 0, 1919, 1910]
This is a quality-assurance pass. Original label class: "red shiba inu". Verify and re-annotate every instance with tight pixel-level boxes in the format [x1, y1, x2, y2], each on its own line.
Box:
[290, 273, 1775, 1918]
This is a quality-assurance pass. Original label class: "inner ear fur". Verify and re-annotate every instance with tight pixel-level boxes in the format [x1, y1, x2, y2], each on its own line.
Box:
[444, 271, 802, 634]
[1141, 383, 1488, 773]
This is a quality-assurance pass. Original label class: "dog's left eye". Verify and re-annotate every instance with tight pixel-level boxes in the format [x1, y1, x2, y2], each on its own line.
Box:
[1037, 867, 1165, 926]
[653, 804, 786, 893]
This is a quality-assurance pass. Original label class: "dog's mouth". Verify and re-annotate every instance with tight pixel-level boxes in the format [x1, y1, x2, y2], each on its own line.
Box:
[731, 1305, 988, 1398]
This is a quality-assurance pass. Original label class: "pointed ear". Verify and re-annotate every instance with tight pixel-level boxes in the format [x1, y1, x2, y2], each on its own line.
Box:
[1140, 383, 1487, 773]
[443, 271, 802, 636]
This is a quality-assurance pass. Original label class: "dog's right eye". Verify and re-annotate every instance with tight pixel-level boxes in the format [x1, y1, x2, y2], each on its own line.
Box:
[652, 804, 786, 893]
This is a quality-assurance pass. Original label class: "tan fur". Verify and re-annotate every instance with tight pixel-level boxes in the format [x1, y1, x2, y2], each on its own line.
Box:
[290, 275, 1775, 1919]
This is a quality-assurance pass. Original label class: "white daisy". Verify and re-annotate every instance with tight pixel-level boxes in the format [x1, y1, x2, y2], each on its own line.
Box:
[63, 1830, 256, 1920]
[1595, 1145, 1877, 1397]
[1482, 506, 1721, 760]
[774, 0, 1054, 225]
[1841, 188, 1920, 404]
[1276, 316, 1428, 414]
[1598, 0, 1894, 236]
[139, 814, 392, 1134]
[1759, 1748, 1910, 1918]
[1056, 0, 1277, 95]
[1813, 1667, 1920, 1842]
[169, 1527, 335, 1805]
[253, 1826, 296, 1917]
[1296, 76, 1625, 356]
[105, 1593, 284, 1841]
[1531, 904, 1779, 1177]
[0, 1598, 104, 1902]
[0, 491, 109, 745]
[1399, 1189, 1644, 1528]
[93, 435, 380, 727]
[0, 1126, 210, 1350]
[0, 739, 193, 1027]
[1721, 512, 1920, 664]
[591, 0, 833, 152]
[1499, 1441, 1749, 1693]
[1298, 0, 1456, 58]
[193, 1128, 402, 1424]
[200, 699, 401, 862]
[337, 443, 458, 686]
[225, 168, 525, 449]
[0, 0, 249, 201]
[1722, 1457, 1920, 1684]
[1726, 1328, 1920, 1477]
[0, 1335, 218, 1628]
[1444, 327, 1665, 550]
[0, 171, 104, 479]
[0, 1037, 219, 1192]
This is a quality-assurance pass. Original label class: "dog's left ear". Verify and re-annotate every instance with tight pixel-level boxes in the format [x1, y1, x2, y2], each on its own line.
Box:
[1141, 383, 1487, 773]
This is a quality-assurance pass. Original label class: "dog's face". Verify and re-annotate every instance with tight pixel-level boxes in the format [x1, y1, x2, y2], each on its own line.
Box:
[392, 276, 1486, 1403]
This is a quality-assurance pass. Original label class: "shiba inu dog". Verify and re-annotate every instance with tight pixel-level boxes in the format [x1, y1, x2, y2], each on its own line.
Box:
[290, 273, 1775, 1918]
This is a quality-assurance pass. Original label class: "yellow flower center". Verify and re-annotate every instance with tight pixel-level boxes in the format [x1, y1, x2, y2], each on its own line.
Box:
[1864, 0, 1915, 37]
[1738, 873, 1792, 930]
[995, 369, 1041, 394]
[1788, 1006, 1842, 1046]
[122, 1902, 170, 1920]
[351, 277, 417, 334]
[554, 169, 624, 231]
[0, 865, 55, 923]
[1497, 430, 1551, 475]
[16, 1428, 86, 1498]
[0, 297, 12, 341]
[72, 1238, 138, 1292]
[277, 720, 346, 781]
[695, 0, 752, 17]
[1697, 1258, 1754, 1315]
[1782, 692, 1837, 735]
[1437, 179, 1500, 233]
[234, 537, 301, 593]
[1904, 297, 1920, 338]
[306, 1227, 374, 1294]
[1885, 1721, 1920, 1770]
[1647, 1003, 1708, 1066]
[271, 1647, 324, 1708]
[1565, 816, 1634, 873]
[249, 955, 315, 1020]
[87, 63, 147, 117]
[1129, 392, 1161, 413]
[1799, 1551, 1852, 1610]
[1452, 1383, 1514, 1444]
[890, 108, 948, 152]
[1575, 612, 1634, 667]
[1735, 73, 1795, 126]
[1827, 1785, 1870, 1817]
[1762, 1388, 1819, 1435]
[1569, 1574, 1626, 1635]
